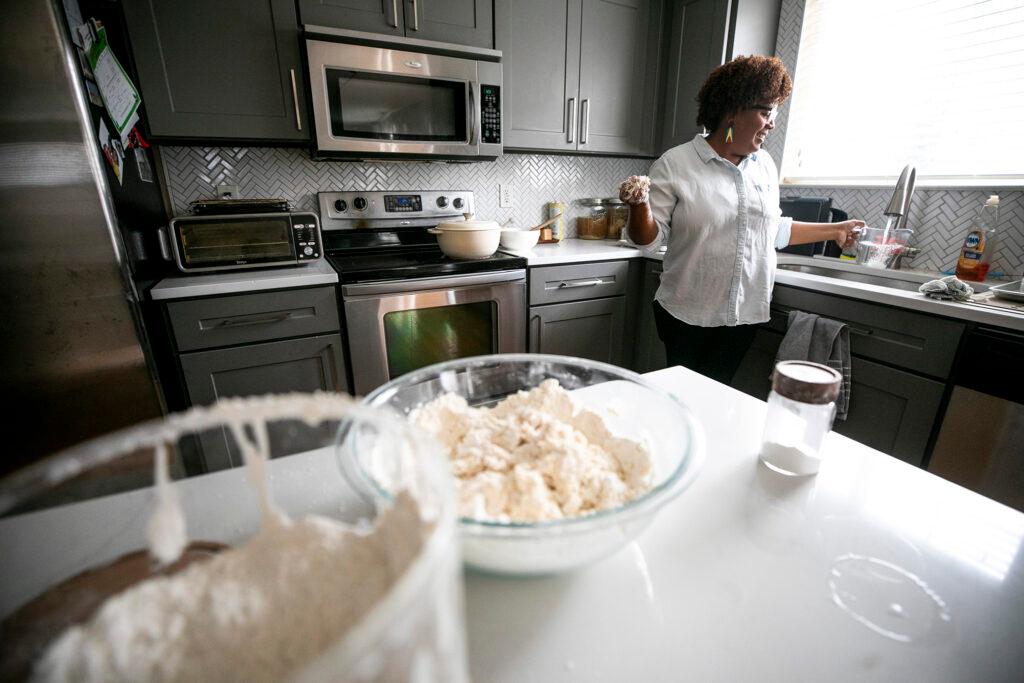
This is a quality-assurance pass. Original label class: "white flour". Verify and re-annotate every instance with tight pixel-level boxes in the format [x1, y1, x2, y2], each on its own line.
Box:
[33, 394, 432, 683]
[410, 379, 653, 522]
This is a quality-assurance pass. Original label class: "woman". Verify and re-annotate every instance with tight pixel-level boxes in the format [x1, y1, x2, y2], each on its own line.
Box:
[625, 55, 863, 384]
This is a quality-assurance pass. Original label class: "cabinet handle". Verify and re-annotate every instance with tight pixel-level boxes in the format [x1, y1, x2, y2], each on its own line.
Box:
[557, 279, 604, 289]
[567, 97, 577, 143]
[389, 0, 399, 27]
[530, 314, 541, 352]
[848, 325, 874, 336]
[580, 98, 590, 144]
[409, 0, 419, 30]
[289, 69, 302, 131]
[216, 312, 293, 328]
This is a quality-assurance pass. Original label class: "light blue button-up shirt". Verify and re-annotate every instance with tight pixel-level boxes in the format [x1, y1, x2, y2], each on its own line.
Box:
[630, 134, 793, 327]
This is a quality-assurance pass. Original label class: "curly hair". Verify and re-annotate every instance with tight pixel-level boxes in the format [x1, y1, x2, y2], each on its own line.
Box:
[696, 55, 792, 133]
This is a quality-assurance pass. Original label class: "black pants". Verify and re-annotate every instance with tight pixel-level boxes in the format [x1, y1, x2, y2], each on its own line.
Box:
[653, 301, 757, 385]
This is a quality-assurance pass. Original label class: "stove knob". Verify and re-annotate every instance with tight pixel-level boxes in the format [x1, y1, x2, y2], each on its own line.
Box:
[333, 199, 347, 213]
[436, 196, 448, 208]
[353, 197, 368, 211]
[452, 197, 464, 210]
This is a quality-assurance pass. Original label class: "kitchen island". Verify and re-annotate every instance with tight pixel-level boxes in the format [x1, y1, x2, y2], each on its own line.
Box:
[465, 365, 1024, 682]
[2, 367, 1022, 681]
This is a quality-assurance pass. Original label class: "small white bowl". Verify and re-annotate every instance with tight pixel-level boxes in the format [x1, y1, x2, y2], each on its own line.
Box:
[499, 229, 540, 253]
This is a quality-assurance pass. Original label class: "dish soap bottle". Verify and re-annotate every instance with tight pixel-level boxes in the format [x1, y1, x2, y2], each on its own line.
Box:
[955, 195, 1000, 282]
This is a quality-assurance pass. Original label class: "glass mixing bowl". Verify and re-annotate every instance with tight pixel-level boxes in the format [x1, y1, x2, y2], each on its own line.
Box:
[356, 354, 706, 576]
[0, 395, 466, 682]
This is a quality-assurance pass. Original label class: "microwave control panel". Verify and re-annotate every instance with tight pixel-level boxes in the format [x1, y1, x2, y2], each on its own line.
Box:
[481, 84, 501, 144]
[291, 213, 321, 260]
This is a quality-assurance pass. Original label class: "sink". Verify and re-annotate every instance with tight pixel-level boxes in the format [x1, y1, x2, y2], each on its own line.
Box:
[777, 261, 991, 294]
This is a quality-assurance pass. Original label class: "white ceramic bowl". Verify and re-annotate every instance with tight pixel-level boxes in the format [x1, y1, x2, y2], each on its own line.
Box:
[356, 354, 706, 576]
[499, 228, 540, 253]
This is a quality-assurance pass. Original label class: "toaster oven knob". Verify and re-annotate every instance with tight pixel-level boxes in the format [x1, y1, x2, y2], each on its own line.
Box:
[334, 199, 347, 213]
[303, 246, 314, 256]
[436, 196, 448, 208]
[353, 197, 368, 211]
[452, 197, 464, 209]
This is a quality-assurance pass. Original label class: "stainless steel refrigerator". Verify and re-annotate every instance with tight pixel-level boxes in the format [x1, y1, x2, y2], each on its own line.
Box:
[0, 0, 164, 475]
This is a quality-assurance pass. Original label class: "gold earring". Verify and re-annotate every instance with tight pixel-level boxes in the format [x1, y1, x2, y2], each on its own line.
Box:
[725, 126, 733, 144]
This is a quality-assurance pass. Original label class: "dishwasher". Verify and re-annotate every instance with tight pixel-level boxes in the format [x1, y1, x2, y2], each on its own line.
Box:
[928, 325, 1024, 512]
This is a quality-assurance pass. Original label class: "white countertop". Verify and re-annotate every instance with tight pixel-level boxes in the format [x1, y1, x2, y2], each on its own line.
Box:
[1, 367, 1022, 680]
[506, 238, 643, 265]
[149, 259, 338, 301]
[465, 366, 1024, 682]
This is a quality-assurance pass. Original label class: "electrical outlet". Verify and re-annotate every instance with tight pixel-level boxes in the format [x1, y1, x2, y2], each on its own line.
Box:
[216, 184, 239, 199]
[499, 183, 513, 208]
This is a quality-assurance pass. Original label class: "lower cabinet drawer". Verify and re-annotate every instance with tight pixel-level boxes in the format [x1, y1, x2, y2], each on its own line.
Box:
[771, 285, 965, 379]
[179, 333, 349, 471]
[530, 260, 630, 305]
[168, 286, 340, 352]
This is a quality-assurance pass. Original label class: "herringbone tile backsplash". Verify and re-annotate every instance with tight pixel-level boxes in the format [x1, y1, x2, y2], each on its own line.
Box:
[160, 147, 649, 238]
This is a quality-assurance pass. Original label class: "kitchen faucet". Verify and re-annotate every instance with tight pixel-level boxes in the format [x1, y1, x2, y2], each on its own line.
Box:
[884, 164, 916, 233]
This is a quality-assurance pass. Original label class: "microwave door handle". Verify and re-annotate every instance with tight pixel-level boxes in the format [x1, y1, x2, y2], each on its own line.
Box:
[468, 84, 477, 145]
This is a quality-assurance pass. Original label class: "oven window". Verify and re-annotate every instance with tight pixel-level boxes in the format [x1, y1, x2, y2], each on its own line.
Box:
[179, 218, 294, 265]
[326, 69, 467, 142]
[383, 301, 494, 378]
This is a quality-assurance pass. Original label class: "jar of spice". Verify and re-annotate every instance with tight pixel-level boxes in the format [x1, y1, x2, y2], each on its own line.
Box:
[759, 361, 842, 476]
[603, 200, 629, 240]
[576, 198, 608, 240]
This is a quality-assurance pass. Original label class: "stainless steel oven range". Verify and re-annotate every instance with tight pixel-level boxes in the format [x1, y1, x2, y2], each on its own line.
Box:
[320, 190, 526, 395]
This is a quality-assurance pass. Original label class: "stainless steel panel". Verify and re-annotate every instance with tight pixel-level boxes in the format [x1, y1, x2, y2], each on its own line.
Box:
[344, 277, 526, 394]
[0, 0, 163, 471]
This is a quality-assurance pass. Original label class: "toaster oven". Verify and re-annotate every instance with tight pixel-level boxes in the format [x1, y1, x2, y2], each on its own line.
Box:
[167, 212, 322, 273]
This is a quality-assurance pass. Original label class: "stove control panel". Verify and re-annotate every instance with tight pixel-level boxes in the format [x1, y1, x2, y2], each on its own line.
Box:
[318, 190, 475, 230]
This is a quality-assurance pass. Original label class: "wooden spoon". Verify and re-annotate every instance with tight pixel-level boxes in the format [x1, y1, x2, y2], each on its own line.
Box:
[531, 213, 562, 231]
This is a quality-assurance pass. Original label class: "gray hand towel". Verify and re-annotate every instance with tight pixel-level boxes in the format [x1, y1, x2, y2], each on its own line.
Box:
[776, 310, 852, 421]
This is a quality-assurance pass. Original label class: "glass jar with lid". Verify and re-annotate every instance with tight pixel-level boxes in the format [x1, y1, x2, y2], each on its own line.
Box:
[759, 361, 842, 476]
[575, 198, 609, 240]
[603, 199, 629, 240]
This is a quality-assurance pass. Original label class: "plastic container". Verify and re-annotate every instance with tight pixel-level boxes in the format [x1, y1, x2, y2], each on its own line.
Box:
[955, 195, 1000, 283]
[855, 227, 913, 269]
[359, 354, 706, 576]
[576, 198, 609, 240]
[0, 395, 466, 682]
[759, 361, 842, 476]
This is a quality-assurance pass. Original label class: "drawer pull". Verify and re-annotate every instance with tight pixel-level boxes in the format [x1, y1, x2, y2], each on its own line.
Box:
[216, 312, 293, 328]
[557, 279, 604, 289]
[848, 325, 874, 336]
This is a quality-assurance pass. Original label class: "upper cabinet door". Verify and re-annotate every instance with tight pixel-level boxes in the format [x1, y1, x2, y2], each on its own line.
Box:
[496, 0, 581, 151]
[123, 0, 308, 141]
[410, 0, 494, 48]
[577, 0, 662, 155]
[297, 0, 405, 36]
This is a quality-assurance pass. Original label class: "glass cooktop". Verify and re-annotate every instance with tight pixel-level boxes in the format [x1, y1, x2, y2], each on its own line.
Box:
[327, 246, 526, 284]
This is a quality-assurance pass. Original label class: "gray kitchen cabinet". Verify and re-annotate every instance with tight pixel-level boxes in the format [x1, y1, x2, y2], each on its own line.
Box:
[633, 259, 668, 373]
[528, 260, 630, 365]
[497, 0, 663, 155]
[299, 0, 493, 48]
[530, 298, 627, 365]
[180, 334, 347, 471]
[122, 0, 308, 141]
[657, 0, 781, 153]
[163, 286, 349, 472]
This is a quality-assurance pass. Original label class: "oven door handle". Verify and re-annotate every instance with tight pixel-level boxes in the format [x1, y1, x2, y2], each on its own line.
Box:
[342, 269, 525, 297]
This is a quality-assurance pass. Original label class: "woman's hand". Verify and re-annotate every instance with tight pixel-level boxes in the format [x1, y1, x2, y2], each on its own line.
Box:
[833, 220, 865, 250]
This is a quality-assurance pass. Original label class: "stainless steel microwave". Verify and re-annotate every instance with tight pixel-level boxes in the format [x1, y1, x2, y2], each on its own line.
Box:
[167, 212, 322, 273]
[305, 29, 502, 160]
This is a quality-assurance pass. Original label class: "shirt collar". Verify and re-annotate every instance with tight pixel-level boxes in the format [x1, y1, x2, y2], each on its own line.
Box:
[693, 134, 758, 165]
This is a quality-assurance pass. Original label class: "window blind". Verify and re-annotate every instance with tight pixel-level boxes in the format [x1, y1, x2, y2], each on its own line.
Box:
[780, 0, 1024, 186]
